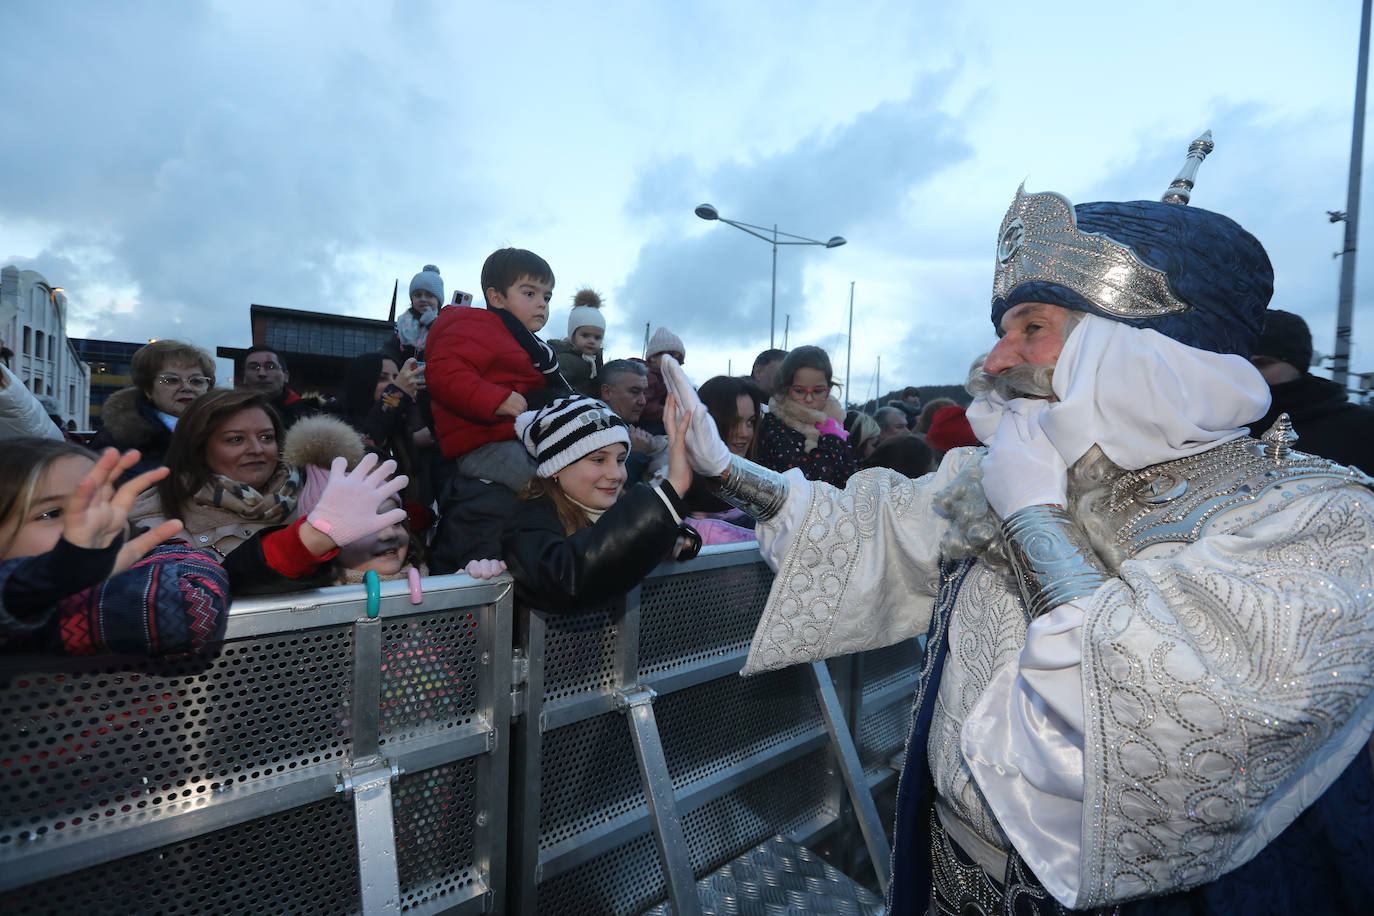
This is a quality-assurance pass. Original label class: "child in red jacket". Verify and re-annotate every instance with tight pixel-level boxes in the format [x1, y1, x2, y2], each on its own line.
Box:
[426, 248, 572, 572]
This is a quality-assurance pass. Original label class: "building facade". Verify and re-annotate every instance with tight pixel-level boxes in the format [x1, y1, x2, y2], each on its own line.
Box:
[0, 265, 91, 427]
[70, 338, 144, 429]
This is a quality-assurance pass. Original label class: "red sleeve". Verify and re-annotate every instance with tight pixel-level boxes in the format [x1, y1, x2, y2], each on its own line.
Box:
[261, 518, 339, 578]
[427, 310, 518, 421]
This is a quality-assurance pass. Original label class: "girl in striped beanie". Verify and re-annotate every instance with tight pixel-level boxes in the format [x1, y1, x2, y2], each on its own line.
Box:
[469, 394, 699, 612]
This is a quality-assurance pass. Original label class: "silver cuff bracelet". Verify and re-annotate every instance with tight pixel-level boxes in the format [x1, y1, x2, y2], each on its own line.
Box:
[1002, 504, 1110, 619]
[709, 455, 790, 522]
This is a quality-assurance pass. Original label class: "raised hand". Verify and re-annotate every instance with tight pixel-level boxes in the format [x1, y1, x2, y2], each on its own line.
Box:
[659, 356, 731, 476]
[304, 454, 410, 549]
[662, 393, 694, 496]
[61, 448, 186, 576]
[395, 358, 424, 397]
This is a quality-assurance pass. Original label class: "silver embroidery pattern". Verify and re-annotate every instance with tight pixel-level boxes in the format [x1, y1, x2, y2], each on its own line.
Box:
[744, 468, 929, 673]
[1076, 486, 1374, 907]
[929, 562, 1026, 849]
[992, 187, 1192, 319]
[1094, 437, 1372, 557]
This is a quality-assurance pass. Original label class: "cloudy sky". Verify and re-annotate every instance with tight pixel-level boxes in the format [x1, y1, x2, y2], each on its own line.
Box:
[4, 0, 1372, 399]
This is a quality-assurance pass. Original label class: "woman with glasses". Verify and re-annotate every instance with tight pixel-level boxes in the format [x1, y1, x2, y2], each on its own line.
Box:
[755, 345, 858, 488]
[89, 339, 217, 480]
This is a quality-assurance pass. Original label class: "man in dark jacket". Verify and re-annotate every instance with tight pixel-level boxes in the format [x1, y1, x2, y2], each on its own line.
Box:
[239, 347, 318, 430]
[1248, 309, 1374, 474]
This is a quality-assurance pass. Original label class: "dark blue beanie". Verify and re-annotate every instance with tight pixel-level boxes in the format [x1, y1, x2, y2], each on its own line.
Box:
[991, 198, 1273, 358]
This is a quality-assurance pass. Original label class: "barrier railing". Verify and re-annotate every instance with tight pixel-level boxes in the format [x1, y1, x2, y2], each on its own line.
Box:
[1, 574, 513, 916]
[1, 544, 922, 915]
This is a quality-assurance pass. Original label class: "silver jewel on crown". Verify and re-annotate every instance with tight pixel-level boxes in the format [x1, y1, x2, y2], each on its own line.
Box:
[991, 186, 1193, 320]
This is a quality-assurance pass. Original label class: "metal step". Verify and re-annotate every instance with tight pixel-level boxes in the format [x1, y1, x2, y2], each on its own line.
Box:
[642, 835, 885, 916]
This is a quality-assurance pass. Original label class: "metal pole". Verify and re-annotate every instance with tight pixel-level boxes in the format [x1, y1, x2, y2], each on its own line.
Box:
[1336, 0, 1372, 389]
[770, 226, 778, 349]
[784, 313, 790, 350]
[643, 322, 651, 359]
[875, 355, 881, 414]
[845, 282, 854, 406]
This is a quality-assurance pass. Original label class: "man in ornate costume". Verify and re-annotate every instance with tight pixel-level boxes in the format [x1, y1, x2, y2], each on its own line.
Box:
[663, 181, 1374, 913]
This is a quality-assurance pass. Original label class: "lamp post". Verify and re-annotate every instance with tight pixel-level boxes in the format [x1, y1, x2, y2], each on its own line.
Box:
[694, 203, 846, 348]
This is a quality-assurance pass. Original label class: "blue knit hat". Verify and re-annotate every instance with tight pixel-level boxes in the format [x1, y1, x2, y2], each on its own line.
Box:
[991, 190, 1273, 357]
[409, 264, 444, 304]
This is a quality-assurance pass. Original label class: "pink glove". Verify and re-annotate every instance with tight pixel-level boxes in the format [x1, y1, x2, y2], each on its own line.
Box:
[463, 558, 507, 580]
[816, 417, 847, 441]
[305, 454, 409, 547]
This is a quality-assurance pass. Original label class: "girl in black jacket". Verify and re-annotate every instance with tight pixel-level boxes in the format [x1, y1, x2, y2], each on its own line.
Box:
[481, 394, 695, 613]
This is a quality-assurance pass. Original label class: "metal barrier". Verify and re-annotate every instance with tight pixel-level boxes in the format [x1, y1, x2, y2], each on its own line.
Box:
[509, 543, 921, 915]
[1, 574, 513, 916]
[1, 544, 922, 915]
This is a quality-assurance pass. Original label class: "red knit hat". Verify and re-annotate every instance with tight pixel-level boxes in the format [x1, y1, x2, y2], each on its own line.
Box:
[925, 405, 980, 452]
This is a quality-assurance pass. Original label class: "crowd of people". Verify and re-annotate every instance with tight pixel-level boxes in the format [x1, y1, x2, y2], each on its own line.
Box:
[2, 185, 1373, 910]
[0, 246, 983, 660]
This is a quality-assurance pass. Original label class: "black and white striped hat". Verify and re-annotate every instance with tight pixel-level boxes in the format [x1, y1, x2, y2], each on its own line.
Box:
[514, 396, 631, 478]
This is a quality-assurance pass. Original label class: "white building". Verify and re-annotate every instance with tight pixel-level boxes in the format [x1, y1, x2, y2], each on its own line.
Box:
[0, 265, 91, 426]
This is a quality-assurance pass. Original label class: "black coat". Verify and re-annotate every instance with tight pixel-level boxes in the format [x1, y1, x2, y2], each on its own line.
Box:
[89, 388, 172, 479]
[1249, 373, 1374, 475]
[501, 481, 688, 614]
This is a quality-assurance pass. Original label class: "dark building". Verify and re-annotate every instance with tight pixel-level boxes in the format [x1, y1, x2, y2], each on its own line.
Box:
[71, 337, 144, 429]
[217, 304, 396, 400]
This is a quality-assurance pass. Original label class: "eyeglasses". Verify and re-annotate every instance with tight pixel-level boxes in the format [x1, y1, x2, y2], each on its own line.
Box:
[245, 361, 280, 372]
[787, 385, 832, 400]
[156, 373, 213, 391]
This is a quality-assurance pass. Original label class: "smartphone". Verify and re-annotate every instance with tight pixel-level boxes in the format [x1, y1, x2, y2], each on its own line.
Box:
[451, 290, 474, 307]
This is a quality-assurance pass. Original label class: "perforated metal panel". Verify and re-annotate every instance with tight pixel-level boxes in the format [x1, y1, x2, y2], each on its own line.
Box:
[536, 831, 665, 916]
[541, 607, 621, 702]
[655, 665, 823, 789]
[679, 747, 835, 876]
[538, 711, 645, 851]
[858, 697, 912, 781]
[3, 796, 360, 916]
[1, 626, 353, 847]
[637, 560, 772, 678]
[858, 641, 922, 698]
[379, 609, 481, 745]
[393, 758, 480, 911]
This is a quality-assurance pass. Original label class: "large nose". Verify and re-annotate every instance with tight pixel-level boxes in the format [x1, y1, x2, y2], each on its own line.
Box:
[983, 336, 1021, 375]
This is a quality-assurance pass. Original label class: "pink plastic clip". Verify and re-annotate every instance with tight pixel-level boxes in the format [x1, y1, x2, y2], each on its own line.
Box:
[407, 567, 423, 604]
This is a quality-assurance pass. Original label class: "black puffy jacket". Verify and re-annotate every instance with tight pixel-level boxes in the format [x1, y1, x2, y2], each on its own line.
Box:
[501, 481, 693, 614]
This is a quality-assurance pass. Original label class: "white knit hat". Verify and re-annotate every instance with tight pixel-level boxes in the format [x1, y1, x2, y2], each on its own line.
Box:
[646, 326, 685, 360]
[566, 288, 606, 337]
[514, 396, 630, 478]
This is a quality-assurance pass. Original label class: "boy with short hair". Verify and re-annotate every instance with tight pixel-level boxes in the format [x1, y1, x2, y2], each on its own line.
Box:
[425, 248, 571, 572]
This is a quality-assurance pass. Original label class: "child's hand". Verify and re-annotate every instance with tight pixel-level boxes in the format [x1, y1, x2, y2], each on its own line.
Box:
[395, 358, 423, 398]
[662, 393, 693, 497]
[463, 558, 507, 580]
[63, 448, 187, 576]
[496, 391, 528, 417]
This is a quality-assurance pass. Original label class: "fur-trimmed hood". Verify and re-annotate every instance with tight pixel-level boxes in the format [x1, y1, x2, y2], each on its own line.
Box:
[767, 394, 846, 453]
[282, 414, 367, 471]
[98, 387, 167, 450]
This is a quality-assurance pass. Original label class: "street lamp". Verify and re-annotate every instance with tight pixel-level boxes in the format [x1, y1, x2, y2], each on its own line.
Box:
[694, 203, 846, 348]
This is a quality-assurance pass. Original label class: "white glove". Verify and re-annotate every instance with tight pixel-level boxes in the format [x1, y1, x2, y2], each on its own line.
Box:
[659, 356, 732, 477]
[306, 454, 410, 547]
[980, 398, 1068, 517]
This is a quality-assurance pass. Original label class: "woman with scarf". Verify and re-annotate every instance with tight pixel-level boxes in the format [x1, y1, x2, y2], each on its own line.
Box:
[130, 388, 408, 596]
[755, 345, 858, 488]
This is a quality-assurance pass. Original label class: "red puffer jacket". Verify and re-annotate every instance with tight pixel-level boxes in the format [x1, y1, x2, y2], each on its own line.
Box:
[426, 306, 547, 459]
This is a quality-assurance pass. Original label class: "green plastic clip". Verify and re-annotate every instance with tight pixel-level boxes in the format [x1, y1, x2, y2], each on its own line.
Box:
[364, 569, 381, 619]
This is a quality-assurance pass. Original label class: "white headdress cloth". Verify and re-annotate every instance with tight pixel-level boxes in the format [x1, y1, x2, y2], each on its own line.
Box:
[968, 314, 1271, 471]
